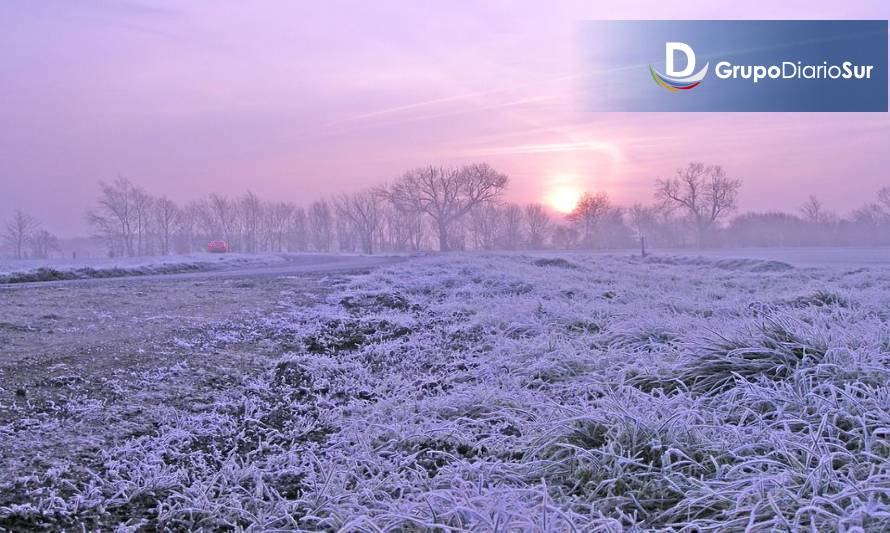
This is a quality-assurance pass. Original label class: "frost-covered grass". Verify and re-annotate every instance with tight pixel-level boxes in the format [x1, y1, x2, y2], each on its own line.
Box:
[0, 253, 312, 283]
[649, 246, 890, 267]
[3, 252, 890, 530]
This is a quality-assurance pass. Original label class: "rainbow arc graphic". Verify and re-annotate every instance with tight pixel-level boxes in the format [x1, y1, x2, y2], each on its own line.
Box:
[649, 63, 709, 92]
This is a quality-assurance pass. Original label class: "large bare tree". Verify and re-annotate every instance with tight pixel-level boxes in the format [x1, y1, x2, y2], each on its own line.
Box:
[86, 177, 158, 256]
[655, 162, 741, 242]
[86, 176, 137, 256]
[386, 163, 508, 251]
[3, 210, 40, 259]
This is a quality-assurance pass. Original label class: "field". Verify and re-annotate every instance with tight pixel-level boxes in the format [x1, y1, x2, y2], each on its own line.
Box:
[1, 251, 889, 531]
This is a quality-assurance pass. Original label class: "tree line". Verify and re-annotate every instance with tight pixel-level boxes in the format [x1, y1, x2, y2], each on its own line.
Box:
[81, 164, 511, 256]
[3, 161, 889, 258]
[1, 211, 60, 260]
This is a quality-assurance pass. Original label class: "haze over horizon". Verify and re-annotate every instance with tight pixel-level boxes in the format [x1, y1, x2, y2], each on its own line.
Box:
[2, 0, 889, 237]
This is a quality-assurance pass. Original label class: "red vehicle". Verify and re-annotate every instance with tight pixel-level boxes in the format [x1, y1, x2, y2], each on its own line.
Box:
[207, 240, 229, 253]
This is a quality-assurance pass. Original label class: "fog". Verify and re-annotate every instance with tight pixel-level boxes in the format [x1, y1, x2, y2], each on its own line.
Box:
[2, 0, 890, 242]
[4, 161, 888, 261]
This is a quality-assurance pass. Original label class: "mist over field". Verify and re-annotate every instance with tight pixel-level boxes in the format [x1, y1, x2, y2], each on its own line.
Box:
[2, 1, 890, 531]
[3, 162, 890, 266]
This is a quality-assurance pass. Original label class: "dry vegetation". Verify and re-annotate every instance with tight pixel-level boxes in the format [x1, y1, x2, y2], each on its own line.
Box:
[2, 252, 890, 531]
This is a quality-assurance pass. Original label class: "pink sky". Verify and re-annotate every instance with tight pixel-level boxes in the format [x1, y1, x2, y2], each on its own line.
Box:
[1, 0, 889, 236]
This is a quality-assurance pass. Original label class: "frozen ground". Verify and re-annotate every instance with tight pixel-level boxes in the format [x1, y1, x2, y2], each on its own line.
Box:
[1, 251, 889, 530]
[0, 252, 362, 284]
[648, 246, 890, 267]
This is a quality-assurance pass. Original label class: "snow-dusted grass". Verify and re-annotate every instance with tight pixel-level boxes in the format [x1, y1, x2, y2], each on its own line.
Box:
[650, 246, 890, 267]
[3, 252, 890, 530]
[0, 253, 301, 283]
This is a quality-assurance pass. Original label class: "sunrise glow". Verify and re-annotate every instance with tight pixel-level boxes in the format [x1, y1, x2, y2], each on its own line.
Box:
[545, 185, 582, 214]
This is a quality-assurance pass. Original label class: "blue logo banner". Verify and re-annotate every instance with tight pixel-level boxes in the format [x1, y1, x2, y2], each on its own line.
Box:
[581, 20, 888, 112]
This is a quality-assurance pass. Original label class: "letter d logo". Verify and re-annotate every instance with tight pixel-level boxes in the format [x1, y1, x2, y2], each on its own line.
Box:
[649, 42, 709, 92]
[666, 42, 695, 77]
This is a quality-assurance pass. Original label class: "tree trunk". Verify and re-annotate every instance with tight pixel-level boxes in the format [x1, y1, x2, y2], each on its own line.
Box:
[437, 220, 449, 252]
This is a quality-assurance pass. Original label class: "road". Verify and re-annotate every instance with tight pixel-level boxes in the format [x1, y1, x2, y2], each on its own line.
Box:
[0, 253, 404, 289]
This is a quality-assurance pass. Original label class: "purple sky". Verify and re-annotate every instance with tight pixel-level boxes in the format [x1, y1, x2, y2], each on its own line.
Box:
[2, 0, 889, 236]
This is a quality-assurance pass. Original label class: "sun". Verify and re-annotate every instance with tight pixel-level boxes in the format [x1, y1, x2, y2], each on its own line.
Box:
[546, 186, 582, 214]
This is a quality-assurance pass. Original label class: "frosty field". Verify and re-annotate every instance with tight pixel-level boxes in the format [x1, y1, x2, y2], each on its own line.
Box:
[1, 251, 889, 531]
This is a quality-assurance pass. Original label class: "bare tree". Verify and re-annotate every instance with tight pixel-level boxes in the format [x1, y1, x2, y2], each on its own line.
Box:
[191, 199, 218, 250]
[551, 225, 579, 250]
[798, 195, 840, 245]
[334, 210, 355, 252]
[599, 206, 632, 249]
[264, 201, 295, 252]
[524, 203, 551, 249]
[876, 187, 890, 216]
[386, 163, 508, 251]
[628, 203, 657, 253]
[28, 229, 60, 259]
[380, 203, 425, 252]
[288, 206, 308, 252]
[86, 177, 161, 256]
[239, 191, 263, 253]
[849, 203, 886, 245]
[567, 191, 611, 248]
[404, 210, 426, 251]
[498, 203, 524, 250]
[154, 196, 179, 255]
[655, 162, 741, 243]
[800, 195, 834, 224]
[131, 185, 154, 256]
[208, 194, 237, 250]
[308, 199, 334, 252]
[335, 190, 382, 254]
[3, 210, 40, 259]
[628, 203, 656, 238]
[87, 176, 137, 257]
[176, 202, 202, 253]
[468, 202, 500, 250]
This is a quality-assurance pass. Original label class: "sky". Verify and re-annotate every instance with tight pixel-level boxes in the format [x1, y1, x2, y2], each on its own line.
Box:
[1, 0, 889, 236]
